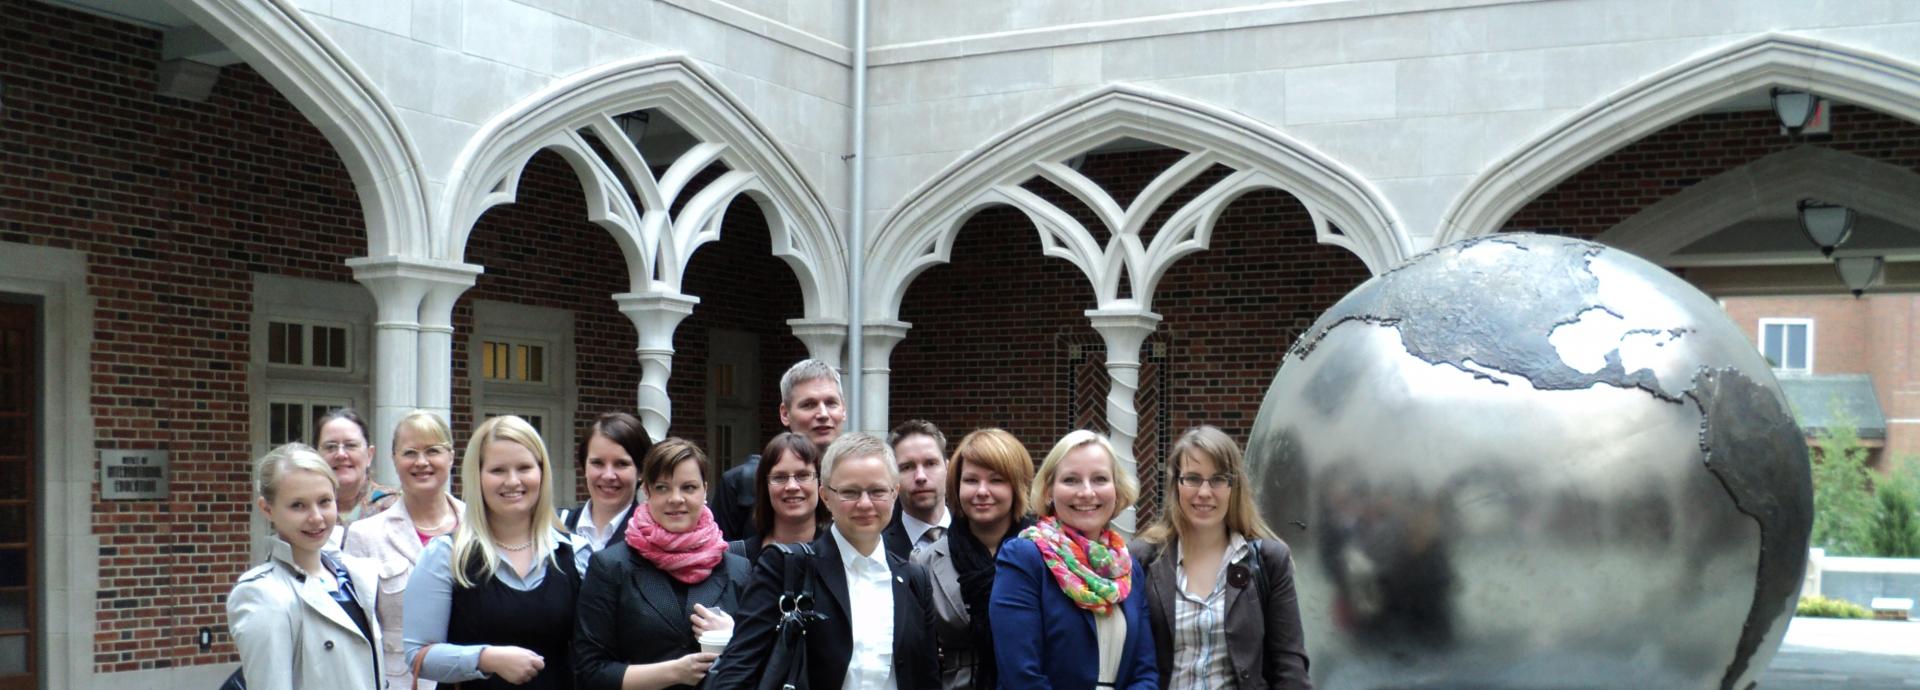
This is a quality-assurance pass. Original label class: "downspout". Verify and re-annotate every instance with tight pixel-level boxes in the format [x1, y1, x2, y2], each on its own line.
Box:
[847, 0, 868, 429]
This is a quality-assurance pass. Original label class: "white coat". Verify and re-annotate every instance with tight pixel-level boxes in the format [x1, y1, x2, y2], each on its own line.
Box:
[342, 493, 463, 690]
[227, 538, 384, 690]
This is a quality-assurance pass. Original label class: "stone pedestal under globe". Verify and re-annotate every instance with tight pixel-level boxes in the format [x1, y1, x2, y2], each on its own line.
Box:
[1246, 234, 1813, 689]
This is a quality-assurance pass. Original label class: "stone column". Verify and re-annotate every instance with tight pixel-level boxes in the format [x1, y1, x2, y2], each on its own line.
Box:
[616, 291, 701, 441]
[416, 267, 482, 427]
[786, 318, 848, 372]
[349, 257, 483, 485]
[859, 320, 911, 434]
[1085, 307, 1161, 536]
[349, 259, 427, 487]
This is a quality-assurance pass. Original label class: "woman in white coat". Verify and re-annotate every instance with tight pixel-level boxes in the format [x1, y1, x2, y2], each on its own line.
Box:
[344, 410, 464, 689]
[227, 443, 383, 690]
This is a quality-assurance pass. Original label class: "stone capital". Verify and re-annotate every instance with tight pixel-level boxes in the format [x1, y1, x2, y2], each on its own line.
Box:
[1085, 307, 1161, 364]
[615, 291, 702, 352]
[787, 317, 849, 371]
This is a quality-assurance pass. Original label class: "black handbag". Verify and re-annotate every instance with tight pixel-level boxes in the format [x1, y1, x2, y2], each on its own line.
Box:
[756, 542, 824, 690]
[217, 667, 245, 690]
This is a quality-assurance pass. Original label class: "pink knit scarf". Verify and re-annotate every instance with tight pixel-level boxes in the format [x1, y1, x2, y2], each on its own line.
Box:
[624, 503, 728, 584]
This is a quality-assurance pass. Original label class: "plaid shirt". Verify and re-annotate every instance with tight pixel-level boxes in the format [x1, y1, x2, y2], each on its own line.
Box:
[1169, 534, 1249, 690]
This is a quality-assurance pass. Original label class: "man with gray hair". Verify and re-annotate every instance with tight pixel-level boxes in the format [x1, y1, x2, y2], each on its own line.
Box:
[712, 359, 848, 541]
[778, 358, 847, 450]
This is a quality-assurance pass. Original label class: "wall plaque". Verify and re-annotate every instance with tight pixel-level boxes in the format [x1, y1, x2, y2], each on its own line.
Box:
[101, 450, 169, 500]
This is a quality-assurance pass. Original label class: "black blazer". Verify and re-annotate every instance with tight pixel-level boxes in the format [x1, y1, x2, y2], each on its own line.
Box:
[879, 502, 913, 561]
[713, 456, 761, 543]
[707, 531, 940, 690]
[572, 540, 750, 690]
[1140, 537, 1313, 690]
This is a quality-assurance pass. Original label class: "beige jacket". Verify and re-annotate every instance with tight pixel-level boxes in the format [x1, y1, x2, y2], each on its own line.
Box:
[227, 538, 383, 690]
[342, 494, 464, 690]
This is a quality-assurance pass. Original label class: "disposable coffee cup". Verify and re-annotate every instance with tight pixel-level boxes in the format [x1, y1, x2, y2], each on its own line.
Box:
[698, 630, 731, 655]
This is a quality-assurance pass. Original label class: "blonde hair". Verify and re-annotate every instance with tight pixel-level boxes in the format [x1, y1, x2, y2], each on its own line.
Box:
[946, 428, 1036, 521]
[392, 409, 453, 452]
[255, 442, 337, 502]
[451, 415, 561, 588]
[820, 432, 897, 487]
[1032, 430, 1138, 523]
[1142, 426, 1277, 545]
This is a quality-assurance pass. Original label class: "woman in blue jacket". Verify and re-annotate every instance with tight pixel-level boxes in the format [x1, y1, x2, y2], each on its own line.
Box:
[991, 429, 1157, 689]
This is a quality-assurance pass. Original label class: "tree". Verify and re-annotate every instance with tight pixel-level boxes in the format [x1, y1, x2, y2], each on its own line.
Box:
[1808, 412, 1876, 555]
[1867, 458, 1920, 558]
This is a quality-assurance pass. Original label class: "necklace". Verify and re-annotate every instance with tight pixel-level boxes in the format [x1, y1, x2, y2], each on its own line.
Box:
[495, 539, 534, 552]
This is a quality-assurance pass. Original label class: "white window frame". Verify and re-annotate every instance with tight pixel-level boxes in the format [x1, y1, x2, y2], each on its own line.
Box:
[469, 301, 577, 502]
[264, 317, 354, 372]
[1759, 317, 1815, 374]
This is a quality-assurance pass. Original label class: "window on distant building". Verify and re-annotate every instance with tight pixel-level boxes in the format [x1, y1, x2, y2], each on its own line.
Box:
[1759, 318, 1813, 374]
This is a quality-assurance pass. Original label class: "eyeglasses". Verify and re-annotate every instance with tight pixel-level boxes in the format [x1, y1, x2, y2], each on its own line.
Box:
[397, 446, 451, 462]
[1177, 473, 1236, 490]
[768, 472, 817, 487]
[828, 485, 896, 503]
[321, 441, 366, 455]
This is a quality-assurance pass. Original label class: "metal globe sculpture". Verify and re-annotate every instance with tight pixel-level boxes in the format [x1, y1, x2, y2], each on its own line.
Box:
[1246, 234, 1812, 689]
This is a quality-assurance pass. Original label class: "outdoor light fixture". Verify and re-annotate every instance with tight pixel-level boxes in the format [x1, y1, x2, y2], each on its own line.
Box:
[1798, 199, 1855, 257]
[615, 111, 651, 146]
[1835, 255, 1884, 298]
[1771, 88, 1818, 134]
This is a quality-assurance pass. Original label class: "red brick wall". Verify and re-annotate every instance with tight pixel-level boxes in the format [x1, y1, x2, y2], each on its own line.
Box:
[3, 1, 811, 672]
[1505, 105, 1920, 239]
[890, 148, 1373, 512]
[1724, 294, 1920, 460]
[1, 0, 366, 672]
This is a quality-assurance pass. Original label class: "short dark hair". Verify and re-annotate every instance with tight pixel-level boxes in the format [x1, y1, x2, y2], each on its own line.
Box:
[640, 437, 708, 487]
[887, 419, 946, 452]
[753, 432, 830, 536]
[576, 411, 654, 467]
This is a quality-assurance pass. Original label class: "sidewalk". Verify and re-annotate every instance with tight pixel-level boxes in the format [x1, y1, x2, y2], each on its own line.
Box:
[1760, 617, 1920, 689]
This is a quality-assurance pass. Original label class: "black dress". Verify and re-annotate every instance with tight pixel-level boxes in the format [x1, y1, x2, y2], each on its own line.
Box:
[448, 542, 580, 690]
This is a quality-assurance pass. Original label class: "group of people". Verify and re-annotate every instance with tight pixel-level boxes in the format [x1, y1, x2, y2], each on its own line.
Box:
[227, 359, 1312, 690]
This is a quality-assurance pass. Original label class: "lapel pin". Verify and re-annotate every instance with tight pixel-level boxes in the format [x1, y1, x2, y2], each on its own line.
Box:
[1226, 564, 1252, 590]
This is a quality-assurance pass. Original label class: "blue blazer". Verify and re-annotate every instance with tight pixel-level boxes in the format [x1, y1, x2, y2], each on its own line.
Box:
[990, 537, 1158, 690]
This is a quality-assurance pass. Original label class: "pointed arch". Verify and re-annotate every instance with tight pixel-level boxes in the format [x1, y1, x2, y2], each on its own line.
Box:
[1440, 33, 1920, 247]
[1598, 146, 1920, 265]
[168, 0, 432, 258]
[868, 85, 1406, 320]
[440, 55, 844, 319]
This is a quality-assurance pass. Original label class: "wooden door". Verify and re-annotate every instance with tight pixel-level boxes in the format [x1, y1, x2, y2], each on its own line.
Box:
[0, 302, 38, 689]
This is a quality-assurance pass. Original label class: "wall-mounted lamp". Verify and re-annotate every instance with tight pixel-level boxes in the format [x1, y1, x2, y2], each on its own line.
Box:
[1798, 199, 1855, 257]
[615, 111, 651, 146]
[1835, 255, 1884, 298]
[1771, 88, 1819, 135]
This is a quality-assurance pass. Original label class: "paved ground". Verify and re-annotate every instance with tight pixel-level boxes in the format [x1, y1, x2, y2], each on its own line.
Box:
[1759, 617, 1920, 689]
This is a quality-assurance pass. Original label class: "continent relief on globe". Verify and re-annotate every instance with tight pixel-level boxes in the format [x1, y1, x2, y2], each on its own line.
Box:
[1289, 234, 1813, 690]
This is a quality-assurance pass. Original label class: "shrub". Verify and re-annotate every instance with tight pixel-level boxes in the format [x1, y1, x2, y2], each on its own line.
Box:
[1809, 413, 1876, 555]
[1796, 595, 1872, 619]
[1867, 458, 1920, 558]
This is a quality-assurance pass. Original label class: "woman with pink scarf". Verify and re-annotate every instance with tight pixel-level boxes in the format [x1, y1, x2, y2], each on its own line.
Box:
[572, 438, 747, 690]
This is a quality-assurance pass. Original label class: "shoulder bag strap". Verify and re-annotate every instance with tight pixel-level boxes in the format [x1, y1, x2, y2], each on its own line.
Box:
[409, 643, 435, 690]
[1247, 538, 1270, 602]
